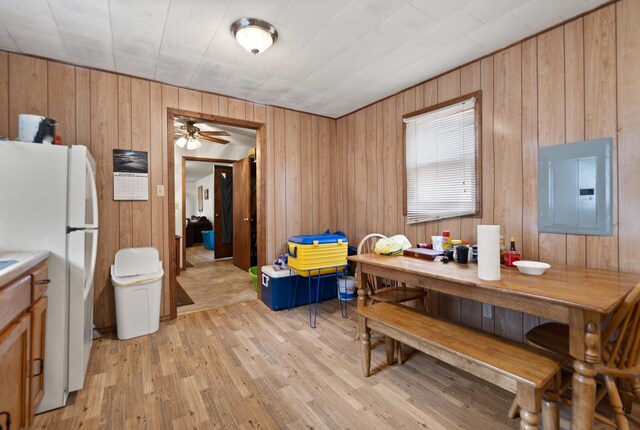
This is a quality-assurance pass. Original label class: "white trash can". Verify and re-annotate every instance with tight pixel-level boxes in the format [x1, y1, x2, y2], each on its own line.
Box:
[111, 247, 164, 340]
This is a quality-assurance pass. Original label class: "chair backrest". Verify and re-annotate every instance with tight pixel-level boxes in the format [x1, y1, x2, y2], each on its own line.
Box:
[601, 282, 640, 372]
[356, 234, 387, 296]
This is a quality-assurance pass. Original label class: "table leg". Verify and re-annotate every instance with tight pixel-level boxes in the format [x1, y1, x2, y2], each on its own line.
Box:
[571, 321, 599, 430]
[385, 336, 394, 365]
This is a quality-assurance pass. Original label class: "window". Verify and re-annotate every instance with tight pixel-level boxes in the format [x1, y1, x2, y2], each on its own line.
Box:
[403, 92, 481, 224]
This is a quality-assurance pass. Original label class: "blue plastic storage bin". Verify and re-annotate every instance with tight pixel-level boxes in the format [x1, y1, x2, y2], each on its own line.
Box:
[202, 230, 214, 250]
[260, 266, 337, 311]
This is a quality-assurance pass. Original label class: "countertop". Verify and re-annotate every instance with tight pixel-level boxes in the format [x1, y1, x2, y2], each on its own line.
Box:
[0, 250, 50, 286]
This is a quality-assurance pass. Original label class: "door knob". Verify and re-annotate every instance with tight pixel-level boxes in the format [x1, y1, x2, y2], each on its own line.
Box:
[243, 217, 249, 221]
[215, 214, 220, 217]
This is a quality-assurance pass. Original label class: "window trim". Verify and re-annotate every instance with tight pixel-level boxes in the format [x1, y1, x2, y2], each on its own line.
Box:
[402, 90, 483, 222]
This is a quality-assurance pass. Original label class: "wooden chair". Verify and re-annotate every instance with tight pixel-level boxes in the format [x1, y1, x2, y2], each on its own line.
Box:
[518, 282, 640, 429]
[356, 234, 428, 362]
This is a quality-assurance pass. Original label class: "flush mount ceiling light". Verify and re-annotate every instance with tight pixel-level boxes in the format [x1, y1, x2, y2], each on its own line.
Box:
[231, 18, 278, 55]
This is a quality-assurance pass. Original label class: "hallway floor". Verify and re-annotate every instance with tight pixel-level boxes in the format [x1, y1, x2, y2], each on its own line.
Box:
[177, 244, 256, 314]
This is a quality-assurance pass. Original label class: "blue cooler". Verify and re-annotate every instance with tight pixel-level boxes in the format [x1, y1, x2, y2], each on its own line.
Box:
[260, 266, 337, 311]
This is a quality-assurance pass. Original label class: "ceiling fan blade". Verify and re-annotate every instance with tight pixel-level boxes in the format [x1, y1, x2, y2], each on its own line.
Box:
[175, 129, 188, 135]
[200, 131, 231, 137]
[198, 135, 230, 144]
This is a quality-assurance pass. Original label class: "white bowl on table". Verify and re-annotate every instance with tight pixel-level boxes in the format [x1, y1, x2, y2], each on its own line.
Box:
[513, 260, 551, 275]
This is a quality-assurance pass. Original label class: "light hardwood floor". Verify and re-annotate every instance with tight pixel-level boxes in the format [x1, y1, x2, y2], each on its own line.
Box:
[177, 244, 257, 314]
[33, 298, 638, 429]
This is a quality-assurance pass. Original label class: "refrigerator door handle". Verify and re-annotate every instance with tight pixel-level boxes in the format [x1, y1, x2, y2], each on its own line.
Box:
[86, 157, 99, 229]
[84, 229, 98, 300]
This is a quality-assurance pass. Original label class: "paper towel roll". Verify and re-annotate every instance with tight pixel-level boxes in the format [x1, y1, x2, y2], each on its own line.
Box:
[477, 225, 501, 281]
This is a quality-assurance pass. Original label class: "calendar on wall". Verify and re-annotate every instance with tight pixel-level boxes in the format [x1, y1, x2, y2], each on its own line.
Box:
[113, 149, 149, 200]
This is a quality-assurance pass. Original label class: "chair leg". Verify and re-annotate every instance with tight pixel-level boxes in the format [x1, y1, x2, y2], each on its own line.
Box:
[396, 340, 403, 365]
[519, 408, 539, 430]
[604, 375, 629, 430]
[631, 375, 640, 400]
[507, 398, 520, 419]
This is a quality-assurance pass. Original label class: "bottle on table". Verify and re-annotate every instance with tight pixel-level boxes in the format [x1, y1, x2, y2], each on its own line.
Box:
[442, 230, 451, 250]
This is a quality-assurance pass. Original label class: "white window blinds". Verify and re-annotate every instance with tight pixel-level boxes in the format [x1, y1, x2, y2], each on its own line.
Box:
[404, 95, 479, 224]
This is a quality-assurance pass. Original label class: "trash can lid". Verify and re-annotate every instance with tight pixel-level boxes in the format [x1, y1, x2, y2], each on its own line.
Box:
[111, 263, 164, 287]
[113, 247, 160, 277]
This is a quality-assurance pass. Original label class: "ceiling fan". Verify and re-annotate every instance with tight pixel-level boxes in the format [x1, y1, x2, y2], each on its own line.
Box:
[174, 119, 231, 149]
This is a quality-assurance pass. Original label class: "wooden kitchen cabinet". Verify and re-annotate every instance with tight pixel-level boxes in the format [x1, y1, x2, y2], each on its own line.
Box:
[29, 296, 47, 417]
[0, 314, 30, 430]
[0, 261, 49, 429]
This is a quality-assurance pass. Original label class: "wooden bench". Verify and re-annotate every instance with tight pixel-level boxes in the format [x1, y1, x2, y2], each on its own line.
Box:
[356, 302, 563, 430]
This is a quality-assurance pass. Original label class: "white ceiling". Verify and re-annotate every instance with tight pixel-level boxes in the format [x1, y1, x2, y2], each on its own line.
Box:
[0, 0, 608, 118]
[185, 160, 217, 182]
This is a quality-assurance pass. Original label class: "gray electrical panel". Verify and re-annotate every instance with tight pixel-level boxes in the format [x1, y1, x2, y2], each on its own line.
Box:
[538, 138, 612, 236]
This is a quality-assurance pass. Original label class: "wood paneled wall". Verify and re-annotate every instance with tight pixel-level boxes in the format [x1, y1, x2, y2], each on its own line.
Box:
[331, 1, 640, 342]
[1, 0, 637, 334]
[0, 53, 335, 329]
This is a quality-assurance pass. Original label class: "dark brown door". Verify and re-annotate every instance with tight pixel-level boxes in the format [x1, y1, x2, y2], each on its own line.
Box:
[233, 157, 251, 271]
[213, 165, 233, 259]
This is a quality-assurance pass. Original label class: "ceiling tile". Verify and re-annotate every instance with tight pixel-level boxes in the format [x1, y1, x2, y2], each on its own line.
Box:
[299, 51, 371, 91]
[511, 0, 603, 32]
[64, 36, 115, 70]
[276, 0, 344, 36]
[221, 0, 286, 25]
[225, 75, 263, 92]
[462, 0, 529, 24]
[410, 0, 472, 20]
[424, 9, 483, 45]
[115, 53, 157, 80]
[375, 4, 436, 42]
[155, 55, 198, 87]
[276, 40, 340, 82]
[313, 0, 410, 52]
[388, 35, 442, 67]
[0, 0, 70, 60]
[110, 0, 169, 61]
[466, 13, 531, 49]
[49, 0, 111, 36]
[348, 31, 401, 60]
[49, 0, 113, 68]
[0, 22, 19, 52]
[189, 71, 229, 94]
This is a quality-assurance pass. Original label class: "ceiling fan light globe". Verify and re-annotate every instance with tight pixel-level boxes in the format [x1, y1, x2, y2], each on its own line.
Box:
[176, 136, 187, 148]
[186, 137, 201, 150]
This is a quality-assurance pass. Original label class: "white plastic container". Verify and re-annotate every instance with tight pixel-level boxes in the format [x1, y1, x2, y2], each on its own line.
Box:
[111, 247, 164, 340]
[338, 275, 356, 301]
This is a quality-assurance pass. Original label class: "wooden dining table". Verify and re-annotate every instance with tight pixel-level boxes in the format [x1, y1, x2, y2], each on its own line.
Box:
[348, 253, 640, 429]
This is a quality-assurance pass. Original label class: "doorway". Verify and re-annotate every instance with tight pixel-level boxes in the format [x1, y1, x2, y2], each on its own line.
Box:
[168, 109, 265, 318]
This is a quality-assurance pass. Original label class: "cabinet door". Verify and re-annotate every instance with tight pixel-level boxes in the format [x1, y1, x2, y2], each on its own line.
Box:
[29, 296, 47, 419]
[0, 314, 30, 430]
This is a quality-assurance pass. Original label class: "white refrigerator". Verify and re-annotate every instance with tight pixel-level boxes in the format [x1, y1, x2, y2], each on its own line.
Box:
[0, 141, 98, 412]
